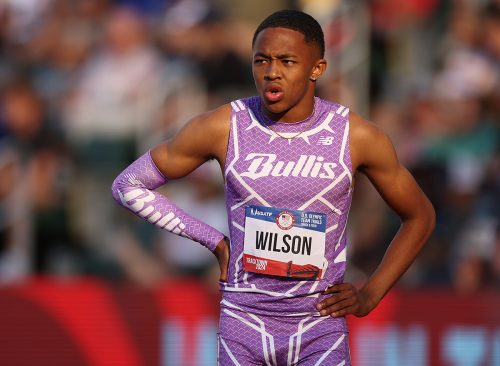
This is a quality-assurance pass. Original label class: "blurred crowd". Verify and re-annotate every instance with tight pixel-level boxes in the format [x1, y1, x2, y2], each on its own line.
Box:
[0, 0, 498, 293]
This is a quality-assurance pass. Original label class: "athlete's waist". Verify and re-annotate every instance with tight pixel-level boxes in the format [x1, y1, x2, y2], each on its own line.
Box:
[219, 283, 333, 316]
[219, 292, 347, 331]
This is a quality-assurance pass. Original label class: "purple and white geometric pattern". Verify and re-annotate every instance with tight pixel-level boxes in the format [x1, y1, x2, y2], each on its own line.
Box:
[222, 97, 353, 317]
[111, 151, 225, 251]
[218, 299, 350, 365]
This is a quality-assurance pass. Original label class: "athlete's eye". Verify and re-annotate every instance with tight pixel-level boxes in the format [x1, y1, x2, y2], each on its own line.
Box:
[283, 60, 295, 65]
[254, 58, 267, 64]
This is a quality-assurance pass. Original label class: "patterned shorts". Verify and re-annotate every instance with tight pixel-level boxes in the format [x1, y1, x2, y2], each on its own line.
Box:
[217, 305, 350, 365]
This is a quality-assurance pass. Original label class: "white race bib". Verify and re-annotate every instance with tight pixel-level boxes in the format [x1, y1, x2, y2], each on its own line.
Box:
[243, 205, 326, 280]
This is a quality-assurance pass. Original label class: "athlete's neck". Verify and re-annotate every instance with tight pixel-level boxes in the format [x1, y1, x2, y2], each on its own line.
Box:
[260, 97, 317, 124]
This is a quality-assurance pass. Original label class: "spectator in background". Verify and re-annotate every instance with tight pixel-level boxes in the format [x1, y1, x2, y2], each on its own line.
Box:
[0, 0, 497, 293]
[342, 0, 500, 290]
[0, 144, 30, 282]
[27, 1, 102, 118]
[61, 5, 170, 284]
[0, 4, 13, 90]
[482, 2, 500, 122]
[160, 0, 255, 107]
[422, 2, 499, 291]
[0, 81, 75, 276]
[64, 5, 164, 147]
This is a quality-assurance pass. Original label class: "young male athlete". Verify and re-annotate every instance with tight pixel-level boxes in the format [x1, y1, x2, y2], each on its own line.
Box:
[112, 10, 435, 365]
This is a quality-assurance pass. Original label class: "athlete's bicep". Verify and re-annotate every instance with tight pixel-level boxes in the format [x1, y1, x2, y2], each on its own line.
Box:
[351, 115, 428, 220]
[151, 127, 210, 179]
[365, 157, 426, 221]
[151, 105, 230, 179]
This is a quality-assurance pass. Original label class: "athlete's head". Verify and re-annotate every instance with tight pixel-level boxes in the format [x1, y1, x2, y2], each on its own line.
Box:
[251, 10, 327, 121]
[252, 10, 325, 59]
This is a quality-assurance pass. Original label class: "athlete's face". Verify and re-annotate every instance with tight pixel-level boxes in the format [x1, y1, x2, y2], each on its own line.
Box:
[252, 27, 326, 122]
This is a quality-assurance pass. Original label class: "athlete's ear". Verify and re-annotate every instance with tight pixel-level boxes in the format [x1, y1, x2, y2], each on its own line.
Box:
[310, 59, 327, 82]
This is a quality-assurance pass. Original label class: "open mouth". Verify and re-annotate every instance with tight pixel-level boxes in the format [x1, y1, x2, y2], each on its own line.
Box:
[264, 85, 284, 102]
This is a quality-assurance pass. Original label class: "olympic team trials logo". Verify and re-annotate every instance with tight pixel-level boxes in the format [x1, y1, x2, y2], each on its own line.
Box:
[276, 211, 295, 230]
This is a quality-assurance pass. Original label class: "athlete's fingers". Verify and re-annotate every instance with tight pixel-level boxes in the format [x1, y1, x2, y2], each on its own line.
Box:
[316, 295, 341, 311]
[321, 284, 341, 294]
[318, 296, 357, 316]
[316, 292, 347, 309]
[330, 304, 359, 318]
[324, 292, 373, 318]
[318, 284, 356, 304]
[316, 290, 356, 312]
[322, 282, 356, 294]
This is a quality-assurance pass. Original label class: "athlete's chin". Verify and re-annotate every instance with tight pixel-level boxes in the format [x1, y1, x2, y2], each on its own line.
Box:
[260, 98, 287, 115]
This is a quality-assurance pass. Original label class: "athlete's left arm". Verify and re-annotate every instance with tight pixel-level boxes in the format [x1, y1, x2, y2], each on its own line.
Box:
[316, 112, 436, 318]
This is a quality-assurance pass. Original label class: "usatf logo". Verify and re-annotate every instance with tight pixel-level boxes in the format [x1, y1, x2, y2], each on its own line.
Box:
[316, 136, 334, 145]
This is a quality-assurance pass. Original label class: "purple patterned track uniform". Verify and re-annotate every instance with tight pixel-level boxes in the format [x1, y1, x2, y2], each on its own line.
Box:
[219, 97, 353, 365]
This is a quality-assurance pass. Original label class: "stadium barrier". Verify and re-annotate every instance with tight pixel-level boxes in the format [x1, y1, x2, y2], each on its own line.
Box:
[0, 278, 498, 365]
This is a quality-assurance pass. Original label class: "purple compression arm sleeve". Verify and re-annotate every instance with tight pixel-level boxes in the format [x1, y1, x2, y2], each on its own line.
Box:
[111, 151, 225, 252]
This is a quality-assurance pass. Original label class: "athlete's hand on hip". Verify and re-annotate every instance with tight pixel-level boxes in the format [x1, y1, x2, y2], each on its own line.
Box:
[214, 237, 230, 282]
[315, 283, 373, 318]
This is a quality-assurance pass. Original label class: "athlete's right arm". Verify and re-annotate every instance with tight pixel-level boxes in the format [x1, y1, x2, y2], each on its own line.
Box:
[111, 105, 231, 255]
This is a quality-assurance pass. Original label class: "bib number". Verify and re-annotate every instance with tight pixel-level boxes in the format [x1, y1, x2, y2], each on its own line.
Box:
[243, 205, 326, 280]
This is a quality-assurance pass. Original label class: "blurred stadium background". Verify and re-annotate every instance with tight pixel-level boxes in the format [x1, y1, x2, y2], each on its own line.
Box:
[0, 0, 498, 365]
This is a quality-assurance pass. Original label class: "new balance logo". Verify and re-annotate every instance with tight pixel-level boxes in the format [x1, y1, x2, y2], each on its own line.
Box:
[317, 136, 334, 146]
[240, 153, 337, 180]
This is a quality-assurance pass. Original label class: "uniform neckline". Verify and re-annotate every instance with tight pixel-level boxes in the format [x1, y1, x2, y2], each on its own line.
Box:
[257, 97, 319, 127]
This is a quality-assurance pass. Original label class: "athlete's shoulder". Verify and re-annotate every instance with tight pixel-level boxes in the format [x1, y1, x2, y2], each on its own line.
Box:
[348, 111, 396, 171]
[316, 97, 350, 118]
[229, 96, 259, 113]
[192, 103, 231, 126]
[349, 111, 387, 144]
[317, 97, 340, 107]
[180, 103, 230, 141]
[169, 103, 231, 156]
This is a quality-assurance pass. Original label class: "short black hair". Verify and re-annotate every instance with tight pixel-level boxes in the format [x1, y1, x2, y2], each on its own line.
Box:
[252, 9, 325, 58]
